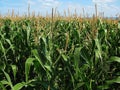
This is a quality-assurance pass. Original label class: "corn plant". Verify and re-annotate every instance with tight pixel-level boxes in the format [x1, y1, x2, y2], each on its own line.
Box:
[0, 17, 120, 90]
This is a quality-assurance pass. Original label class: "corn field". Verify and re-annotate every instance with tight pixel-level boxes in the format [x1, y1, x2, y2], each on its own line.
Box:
[0, 14, 120, 90]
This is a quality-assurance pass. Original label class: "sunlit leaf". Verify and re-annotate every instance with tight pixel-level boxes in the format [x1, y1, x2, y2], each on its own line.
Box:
[109, 56, 120, 63]
[11, 65, 17, 80]
[25, 58, 35, 82]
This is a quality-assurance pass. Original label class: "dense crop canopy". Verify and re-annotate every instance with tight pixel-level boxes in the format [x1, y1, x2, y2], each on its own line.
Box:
[0, 17, 120, 90]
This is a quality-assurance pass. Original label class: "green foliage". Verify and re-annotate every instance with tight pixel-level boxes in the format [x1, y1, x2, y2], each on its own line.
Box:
[0, 18, 120, 90]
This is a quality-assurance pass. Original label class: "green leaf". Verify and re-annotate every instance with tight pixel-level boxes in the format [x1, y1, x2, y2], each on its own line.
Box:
[27, 26, 31, 45]
[97, 84, 109, 90]
[106, 76, 120, 84]
[95, 38, 102, 59]
[74, 82, 85, 90]
[5, 39, 14, 53]
[61, 54, 67, 61]
[73, 47, 82, 79]
[25, 58, 35, 82]
[74, 47, 82, 61]
[0, 61, 6, 70]
[0, 41, 6, 58]
[11, 65, 17, 80]
[109, 56, 120, 63]
[0, 81, 6, 90]
[3, 70, 14, 90]
[32, 49, 46, 71]
[80, 47, 90, 65]
[0, 80, 9, 85]
[13, 82, 25, 90]
[98, 76, 120, 90]
[44, 65, 52, 72]
[57, 49, 68, 62]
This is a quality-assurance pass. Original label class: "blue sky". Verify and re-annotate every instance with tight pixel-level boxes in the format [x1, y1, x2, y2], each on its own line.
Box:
[0, 0, 120, 17]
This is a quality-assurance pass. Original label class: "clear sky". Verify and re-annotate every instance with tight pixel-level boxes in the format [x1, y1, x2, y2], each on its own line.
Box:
[0, 0, 120, 17]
